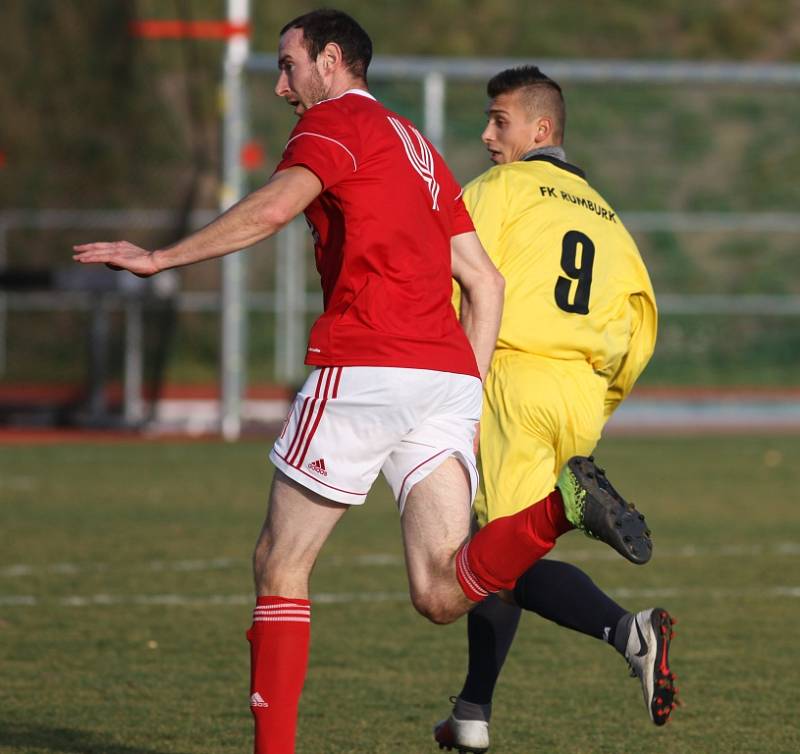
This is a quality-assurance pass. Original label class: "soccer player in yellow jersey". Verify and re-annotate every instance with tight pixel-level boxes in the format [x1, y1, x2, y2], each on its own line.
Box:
[434, 67, 678, 753]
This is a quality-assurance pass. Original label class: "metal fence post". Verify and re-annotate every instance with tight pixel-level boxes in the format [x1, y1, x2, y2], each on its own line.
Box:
[275, 218, 306, 384]
[87, 294, 110, 423]
[124, 296, 145, 426]
[219, 0, 251, 441]
[0, 219, 7, 377]
[423, 71, 446, 154]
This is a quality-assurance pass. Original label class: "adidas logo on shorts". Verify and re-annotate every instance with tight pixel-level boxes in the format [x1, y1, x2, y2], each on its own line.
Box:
[308, 458, 328, 476]
[250, 692, 269, 708]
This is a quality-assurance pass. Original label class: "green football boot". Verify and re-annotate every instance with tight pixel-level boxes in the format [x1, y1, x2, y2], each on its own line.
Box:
[557, 456, 653, 564]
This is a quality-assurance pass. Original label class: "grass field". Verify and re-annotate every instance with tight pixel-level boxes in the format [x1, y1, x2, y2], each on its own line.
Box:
[1, 434, 799, 754]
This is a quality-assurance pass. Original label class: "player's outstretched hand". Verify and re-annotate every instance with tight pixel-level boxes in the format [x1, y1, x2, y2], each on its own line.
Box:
[72, 241, 160, 278]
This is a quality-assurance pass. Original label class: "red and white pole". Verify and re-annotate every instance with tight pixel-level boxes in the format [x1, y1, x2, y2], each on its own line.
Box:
[131, 4, 252, 440]
[219, 0, 251, 442]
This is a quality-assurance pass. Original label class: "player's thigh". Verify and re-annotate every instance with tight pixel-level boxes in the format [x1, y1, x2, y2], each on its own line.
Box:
[387, 371, 481, 594]
[477, 411, 556, 524]
[400, 455, 473, 598]
[552, 366, 607, 471]
[255, 470, 349, 596]
[477, 355, 606, 524]
[477, 355, 559, 523]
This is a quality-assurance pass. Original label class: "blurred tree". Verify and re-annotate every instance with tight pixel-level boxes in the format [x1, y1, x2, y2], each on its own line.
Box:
[0, 0, 221, 213]
[1, 0, 797, 214]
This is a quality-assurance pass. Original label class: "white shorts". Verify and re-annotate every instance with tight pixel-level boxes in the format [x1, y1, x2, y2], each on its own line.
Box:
[270, 366, 481, 511]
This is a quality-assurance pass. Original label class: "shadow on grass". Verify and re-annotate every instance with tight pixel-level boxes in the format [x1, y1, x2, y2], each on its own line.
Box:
[0, 722, 190, 754]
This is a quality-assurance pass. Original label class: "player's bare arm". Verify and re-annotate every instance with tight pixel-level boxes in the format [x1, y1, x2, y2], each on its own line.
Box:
[451, 230, 504, 380]
[72, 166, 322, 276]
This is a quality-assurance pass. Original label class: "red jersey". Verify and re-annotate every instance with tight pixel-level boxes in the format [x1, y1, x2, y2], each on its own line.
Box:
[275, 90, 479, 378]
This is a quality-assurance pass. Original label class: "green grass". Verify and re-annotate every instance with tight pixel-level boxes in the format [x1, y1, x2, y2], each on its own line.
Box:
[1, 435, 800, 753]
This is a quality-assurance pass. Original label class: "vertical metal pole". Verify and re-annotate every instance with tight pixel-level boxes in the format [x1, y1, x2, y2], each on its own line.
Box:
[286, 220, 306, 383]
[87, 295, 110, 424]
[423, 71, 446, 154]
[275, 218, 306, 383]
[0, 294, 5, 377]
[124, 297, 145, 426]
[275, 225, 289, 382]
[0, 218, 7, 377]
[220, 0, 251, 441]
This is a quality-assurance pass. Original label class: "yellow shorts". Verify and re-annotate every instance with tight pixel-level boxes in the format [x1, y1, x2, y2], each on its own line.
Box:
[474, 351, 608, 527]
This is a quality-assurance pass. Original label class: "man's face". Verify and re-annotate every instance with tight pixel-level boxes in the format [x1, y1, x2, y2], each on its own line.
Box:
[275, 27, 328, 116]
[481, 91, 539, 165]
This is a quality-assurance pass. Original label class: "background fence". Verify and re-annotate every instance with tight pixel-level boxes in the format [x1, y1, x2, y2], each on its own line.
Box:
[2, 57, 799, 428]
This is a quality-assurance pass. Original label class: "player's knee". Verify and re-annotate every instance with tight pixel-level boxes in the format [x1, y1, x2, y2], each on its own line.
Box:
[252, 542, 277, 592]
[253, 539, 308, 595]
[410, 589, 460, 625]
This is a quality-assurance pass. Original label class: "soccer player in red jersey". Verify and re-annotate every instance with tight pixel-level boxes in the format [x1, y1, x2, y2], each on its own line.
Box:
[74, 10, 653, 752]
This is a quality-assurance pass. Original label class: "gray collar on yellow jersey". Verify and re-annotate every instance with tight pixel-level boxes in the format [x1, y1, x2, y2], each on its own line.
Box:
[520, 146, 586, 180]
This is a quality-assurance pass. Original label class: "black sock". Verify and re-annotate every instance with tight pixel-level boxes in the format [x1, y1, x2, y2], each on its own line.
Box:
[452, 697, 492, 723]
[613, 612, 635, 656]
[512, 559, 627, 644]
[459, 594, 522, 708]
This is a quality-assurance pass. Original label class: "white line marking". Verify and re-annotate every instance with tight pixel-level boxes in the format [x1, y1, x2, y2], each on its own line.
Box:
[0, 476, 38, 491]
[1, 565, 34, 577]
[0, 596, 37, 606]
[1, 587, 799, 609]
[0, 558, 245, 578]
[2, 542, 797, 579]
[555, 541, 800, 562]
[0, 591, 410, 608]
[773, 587, 800, 597]
[148, 557, 241, 572]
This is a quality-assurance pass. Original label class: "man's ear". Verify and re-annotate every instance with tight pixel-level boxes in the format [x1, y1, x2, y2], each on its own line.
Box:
[318, 41, 343, 71]
[533, 115, 555, 145]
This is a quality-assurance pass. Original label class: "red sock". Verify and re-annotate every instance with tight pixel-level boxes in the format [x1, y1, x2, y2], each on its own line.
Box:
[456, 490, 572, 600]
[247, 596, 311, 754]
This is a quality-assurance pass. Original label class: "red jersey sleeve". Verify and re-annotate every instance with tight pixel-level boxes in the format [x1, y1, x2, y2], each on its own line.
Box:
[275, 102, 359, 190]
[452, 193, 475, 236]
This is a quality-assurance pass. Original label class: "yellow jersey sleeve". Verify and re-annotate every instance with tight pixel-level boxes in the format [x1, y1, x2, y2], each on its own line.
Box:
[452, 169, 509, 315]
[462, 159, 657, 400]
[604, 291, 658, 417]
[462, 168, 509, 264]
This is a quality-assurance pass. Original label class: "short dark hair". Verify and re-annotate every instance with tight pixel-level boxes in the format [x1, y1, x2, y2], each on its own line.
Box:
[487, 65, 566, 140]
[280, 9, 373, 81]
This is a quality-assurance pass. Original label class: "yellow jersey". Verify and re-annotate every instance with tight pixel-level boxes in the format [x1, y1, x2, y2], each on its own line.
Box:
[460, 154, 657, 417]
